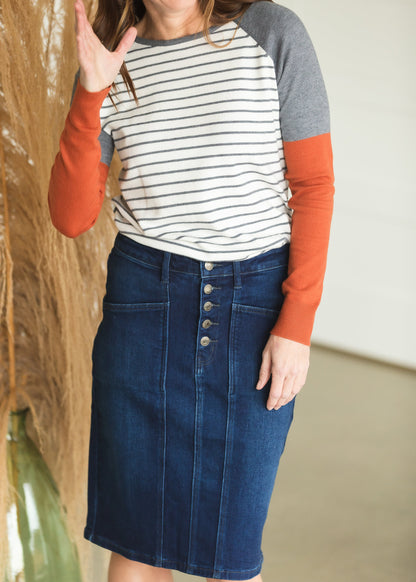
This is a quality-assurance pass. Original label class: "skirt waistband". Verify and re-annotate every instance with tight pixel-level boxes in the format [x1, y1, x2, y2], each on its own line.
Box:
[113, 233, 290, 280]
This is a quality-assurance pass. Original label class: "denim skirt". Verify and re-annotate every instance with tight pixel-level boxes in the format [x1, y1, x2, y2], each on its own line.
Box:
[83, 232, 296, 580]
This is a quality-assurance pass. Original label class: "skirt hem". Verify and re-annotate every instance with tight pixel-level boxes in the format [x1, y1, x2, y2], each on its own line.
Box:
[83, 526, 263, 580]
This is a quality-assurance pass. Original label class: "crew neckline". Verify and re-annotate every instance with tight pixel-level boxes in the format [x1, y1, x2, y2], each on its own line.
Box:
[133, 2, 254, 47]
[134, 23, 225, 47]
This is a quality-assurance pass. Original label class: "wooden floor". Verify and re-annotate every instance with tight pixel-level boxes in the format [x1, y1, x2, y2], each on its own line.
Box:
[90, 344, 416, 581]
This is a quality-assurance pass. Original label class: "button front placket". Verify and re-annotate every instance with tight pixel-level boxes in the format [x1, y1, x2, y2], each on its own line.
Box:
[196, 262, 220, 369]
[189, 259, 240, 568]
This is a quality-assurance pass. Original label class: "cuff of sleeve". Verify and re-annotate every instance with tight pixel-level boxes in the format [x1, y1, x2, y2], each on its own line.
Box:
[269, 297, 317, 346]
[68, 78, 112, 131]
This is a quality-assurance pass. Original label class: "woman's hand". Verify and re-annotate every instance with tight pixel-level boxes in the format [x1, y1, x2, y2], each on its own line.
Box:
[74, 0, 137, 92]
[256, 335, 310, 410]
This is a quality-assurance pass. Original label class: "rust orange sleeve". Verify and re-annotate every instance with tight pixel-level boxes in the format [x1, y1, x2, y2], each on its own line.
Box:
[270, 133, 335, 346]
[48, 79, 112, 238]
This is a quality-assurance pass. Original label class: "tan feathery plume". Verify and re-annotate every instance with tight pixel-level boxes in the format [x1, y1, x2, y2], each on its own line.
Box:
[0, 0, 123, 578]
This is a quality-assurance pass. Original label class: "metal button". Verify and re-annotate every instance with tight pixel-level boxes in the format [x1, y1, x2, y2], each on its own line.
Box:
[200, 336, 210, 346]
[203, 301, 213, 312]
[204, 262, 214, 271]
[204, 284, 213, 294]
[202, 319, 212, 329]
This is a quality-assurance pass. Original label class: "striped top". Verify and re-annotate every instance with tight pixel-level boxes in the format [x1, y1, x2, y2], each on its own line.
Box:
[99, 22, 290, 260]
[91, 1, 331, 261]
[48, 1, 335, 345]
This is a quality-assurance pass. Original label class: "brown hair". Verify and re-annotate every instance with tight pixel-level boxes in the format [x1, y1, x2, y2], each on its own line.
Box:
[92, 0, 269, 106]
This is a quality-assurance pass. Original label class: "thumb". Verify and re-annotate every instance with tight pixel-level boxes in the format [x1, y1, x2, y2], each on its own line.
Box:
[256, 348, 272, 391]
[114, 26, 138, 58]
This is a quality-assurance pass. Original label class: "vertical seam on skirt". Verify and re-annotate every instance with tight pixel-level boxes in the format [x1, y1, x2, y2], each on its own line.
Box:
[187, 276, 203, 568]
[188, 375, 203, 568]
[159, 294, 170, 563]
[213, 297, 237, 573]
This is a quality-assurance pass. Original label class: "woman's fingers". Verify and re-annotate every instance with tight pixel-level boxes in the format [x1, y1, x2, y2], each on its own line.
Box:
[267, 367, 285, 410]
[114, 27, 138, 59]
[74, 0, 136, 92]
[273, 374, 295, 409]
[75, 0, 100, 52]
[74, 0, 87, 36]
[75, 0, 135, 59]
[255, 348, 271, 391]
[257, 334, 310, 411]
[75, 0, 96, 66]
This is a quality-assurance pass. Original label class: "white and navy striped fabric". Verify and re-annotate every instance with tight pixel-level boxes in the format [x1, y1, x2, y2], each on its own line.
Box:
[92, 2, 329, 261]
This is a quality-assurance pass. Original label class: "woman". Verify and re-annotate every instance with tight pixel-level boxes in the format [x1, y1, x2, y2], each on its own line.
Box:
[48, 0, 334, 580]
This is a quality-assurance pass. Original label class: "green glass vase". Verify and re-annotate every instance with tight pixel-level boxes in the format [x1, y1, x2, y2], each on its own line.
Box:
[5, 407, 83, 582]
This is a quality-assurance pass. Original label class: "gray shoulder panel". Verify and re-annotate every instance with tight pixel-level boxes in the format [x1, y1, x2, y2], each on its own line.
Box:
[239, 1, 330, 141]
[70, 69, 115, 166]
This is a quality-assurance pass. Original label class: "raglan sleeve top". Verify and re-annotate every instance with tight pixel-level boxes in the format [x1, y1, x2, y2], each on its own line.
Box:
[238, 2, 335, 345]
[47, 1, 335, 347]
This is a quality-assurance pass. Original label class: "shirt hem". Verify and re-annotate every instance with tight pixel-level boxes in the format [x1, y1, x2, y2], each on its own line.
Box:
[115, 229, 291, 262]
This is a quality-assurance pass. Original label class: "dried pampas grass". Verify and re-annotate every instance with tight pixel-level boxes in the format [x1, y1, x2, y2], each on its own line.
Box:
[0, 1, 122, 579]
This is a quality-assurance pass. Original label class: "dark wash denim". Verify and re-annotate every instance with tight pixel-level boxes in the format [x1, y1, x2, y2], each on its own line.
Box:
[84, 232, 296, 580]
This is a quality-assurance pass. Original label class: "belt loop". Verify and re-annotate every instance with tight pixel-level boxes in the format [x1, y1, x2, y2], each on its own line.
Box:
[161, 251, 171, 283]
[233, 260, 242, 289]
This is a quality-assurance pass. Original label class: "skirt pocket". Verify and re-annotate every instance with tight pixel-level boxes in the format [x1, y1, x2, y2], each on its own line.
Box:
[229, 303, 279, 399]
[92, 300, 169, 393]
[229, 260, 288, 400]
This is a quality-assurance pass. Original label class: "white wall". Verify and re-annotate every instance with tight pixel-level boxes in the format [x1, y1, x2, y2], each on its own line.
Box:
[281, 0, 416, 369]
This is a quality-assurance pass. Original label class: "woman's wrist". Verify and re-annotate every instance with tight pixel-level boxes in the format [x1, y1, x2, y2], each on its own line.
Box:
[79, 70, 111, 93]
[68, 78, 111, 130]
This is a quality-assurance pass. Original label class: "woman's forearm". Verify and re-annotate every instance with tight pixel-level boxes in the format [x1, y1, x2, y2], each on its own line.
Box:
[48, 79, 111, 237]
[270, 132, 335, 346]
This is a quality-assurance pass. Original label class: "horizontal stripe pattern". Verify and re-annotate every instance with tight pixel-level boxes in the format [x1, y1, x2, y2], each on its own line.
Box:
[100, 23, 292, 261]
